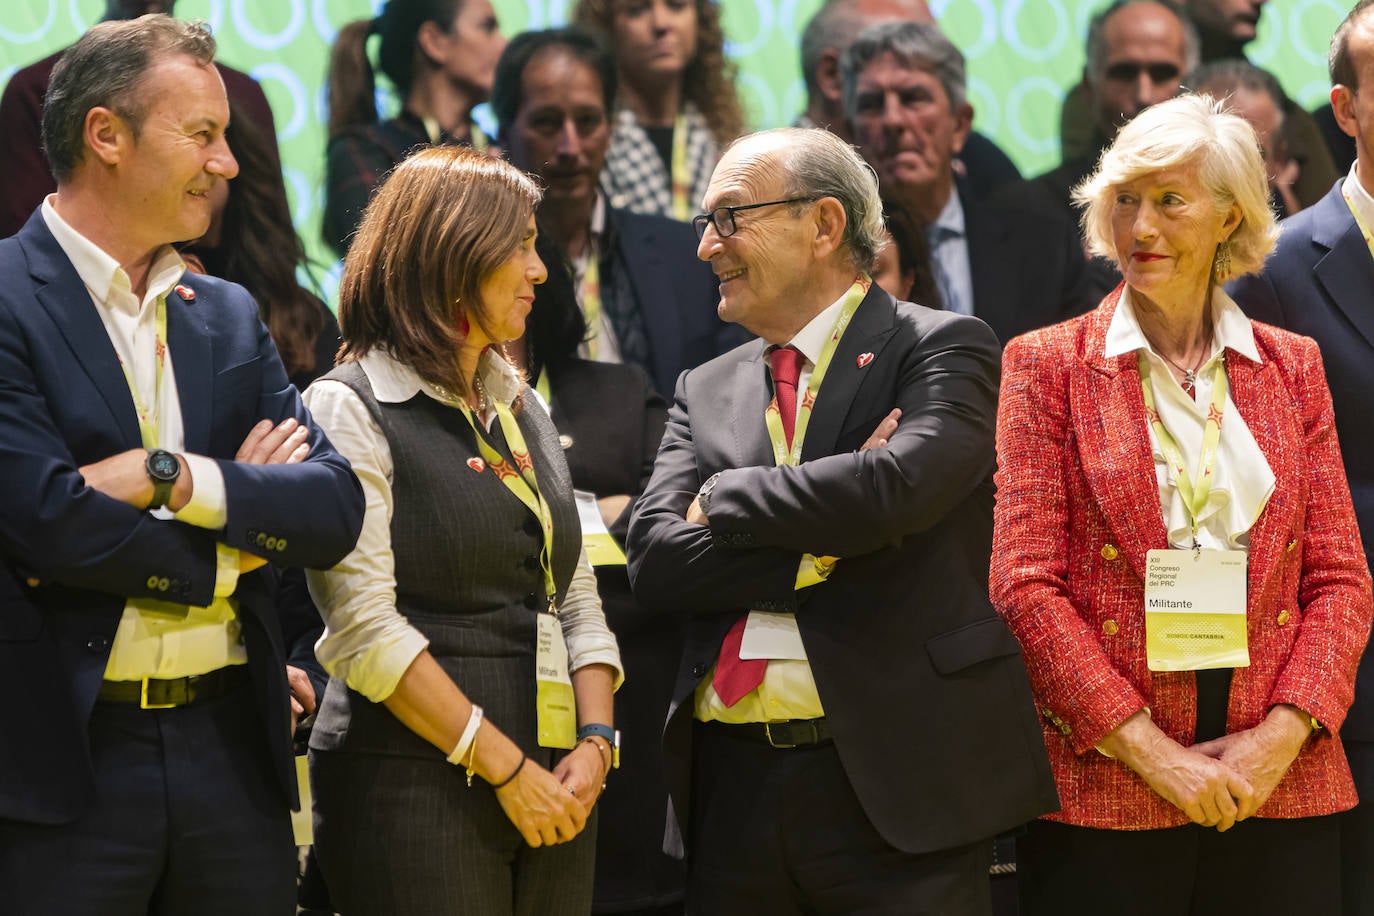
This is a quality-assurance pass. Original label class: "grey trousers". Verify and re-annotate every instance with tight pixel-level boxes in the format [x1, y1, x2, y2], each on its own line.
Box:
[311, 749, 596, 916]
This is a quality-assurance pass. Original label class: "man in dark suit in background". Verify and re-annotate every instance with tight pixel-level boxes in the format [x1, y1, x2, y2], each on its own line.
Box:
[627, 125, 1056, 915]
[842, 21, 1102, 343]
[0, 16, 363, 914]
[797, 0, 1022, 203]
[0, 0, 281, 239]
[492, 26, 736, 399]
[1229, 5, 1374, 913]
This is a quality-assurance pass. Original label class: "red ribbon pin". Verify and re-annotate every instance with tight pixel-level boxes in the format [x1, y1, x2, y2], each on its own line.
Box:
[466, 457, 486, 473]
[856, 352, 874, 368]
[174, 284, 196, 302]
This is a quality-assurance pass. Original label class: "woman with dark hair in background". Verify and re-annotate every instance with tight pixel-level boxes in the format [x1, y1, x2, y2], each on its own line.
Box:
[571, 0, 742, 221]
[872, 195, 942, 309]
[520, 232, 680, 914]
[322, 0, 506, 257]
[184, 102, 338, 393]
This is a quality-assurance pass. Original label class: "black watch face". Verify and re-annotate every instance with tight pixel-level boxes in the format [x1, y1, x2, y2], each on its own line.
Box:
[148, 451, 179, 481]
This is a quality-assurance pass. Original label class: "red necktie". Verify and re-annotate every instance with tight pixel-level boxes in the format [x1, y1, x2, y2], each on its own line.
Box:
[710, 346, 805, 707]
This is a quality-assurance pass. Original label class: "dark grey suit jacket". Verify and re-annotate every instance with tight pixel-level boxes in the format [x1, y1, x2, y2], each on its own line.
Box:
[627, 285, 1058, 857]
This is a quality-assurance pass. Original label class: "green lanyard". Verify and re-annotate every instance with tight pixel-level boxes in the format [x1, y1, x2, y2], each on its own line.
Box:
[670, 111, 691, 221]
[763, 277, 870, 467]
[579, 253, 602, 360]
[117, 294, 168, 449]
[1138, 352, 1228, 546]
[456, 398, 558, 610]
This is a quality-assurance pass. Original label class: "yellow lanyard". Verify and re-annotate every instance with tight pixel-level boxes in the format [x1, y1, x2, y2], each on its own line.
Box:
[421, 117, 489, 155]
[670, 111, 691, 221]
[534, 369, 552, 405]
[1342, 180, 1374, 255]
[578, 253, 602, 360]
[117, 294, 168, 450]
[763, 277, 870, 467]
[457, 399, 558, 609]
[1138, 353, 1228, 545]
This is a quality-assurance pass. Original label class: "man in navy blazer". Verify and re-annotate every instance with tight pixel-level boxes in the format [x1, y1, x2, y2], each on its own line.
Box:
[627, 127, 1055, 915]
[492, 27, 737, 398]
[0, 17, 363, 914]
[1228, 5, 1374, 913]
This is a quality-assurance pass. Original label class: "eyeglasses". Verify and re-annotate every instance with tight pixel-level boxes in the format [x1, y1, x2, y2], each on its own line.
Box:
[692, 197, 816, 240]
[1103, 62, 1181, 84]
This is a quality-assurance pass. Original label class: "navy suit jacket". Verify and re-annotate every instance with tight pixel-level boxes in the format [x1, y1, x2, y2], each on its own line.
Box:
[1230, 180, 1374, 751]
[604, 206, 740, 396]
[0, 211, 363, 825]
[627, 285, 1057, 857]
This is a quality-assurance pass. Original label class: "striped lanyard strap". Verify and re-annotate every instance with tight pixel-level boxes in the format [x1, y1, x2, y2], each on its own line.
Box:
[670, 111, 691, 221]
[763, 277, 870, 467]
[457, 398, 557, 610]
[1137, 352, 1228, 546]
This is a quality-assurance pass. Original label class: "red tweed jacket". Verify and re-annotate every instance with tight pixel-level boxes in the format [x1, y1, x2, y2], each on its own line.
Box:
[991, 288, 1373, 829]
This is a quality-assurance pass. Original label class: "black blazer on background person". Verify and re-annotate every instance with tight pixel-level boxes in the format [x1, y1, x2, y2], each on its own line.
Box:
[627, 284, 1058, 858]
[603, 205, 740, 397]
[964, 178, 1104, 343]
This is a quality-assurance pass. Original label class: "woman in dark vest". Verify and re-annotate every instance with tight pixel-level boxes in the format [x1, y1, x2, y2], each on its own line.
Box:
[304, 146, 622, 915]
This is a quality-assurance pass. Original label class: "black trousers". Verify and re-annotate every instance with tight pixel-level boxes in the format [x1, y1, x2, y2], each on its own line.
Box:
[1341, 740, 1374, 916]
[1018, 815, 1341, 916]
[687, 723, 992, 916]
[0, 684, 296, 916]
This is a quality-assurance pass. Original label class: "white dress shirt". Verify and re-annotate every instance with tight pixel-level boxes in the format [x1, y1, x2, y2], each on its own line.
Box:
[693, 294, 855, 724]
[304, 349, 623, 704]
[1104, 287, 1276, 550]
[570, 193, 624, 365]
[1345, 160, 1374, 231]
[41, 198, 243, 681]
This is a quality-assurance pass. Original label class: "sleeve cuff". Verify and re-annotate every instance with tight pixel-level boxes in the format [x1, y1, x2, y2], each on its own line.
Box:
[175, 454, 227, 529]
[344, 628, 431, 704]
[213, 543, 241, 599]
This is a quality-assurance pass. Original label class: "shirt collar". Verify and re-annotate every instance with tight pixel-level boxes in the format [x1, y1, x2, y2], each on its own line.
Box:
[360, 347, 523, 407]
[41, 195, 185, 312]
[590, 191, 606, 238]
[931, 183, 965, 239]
[779, 288, 852, 368]
[1104, 285, 1261, 363]
[1346, 161, 1374, 234]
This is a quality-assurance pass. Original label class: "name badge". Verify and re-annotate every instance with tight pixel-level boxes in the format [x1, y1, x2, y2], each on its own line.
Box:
[574, 489, 626, 567]
[1144, 548, 1250, 672]
[535, 612, 577, 749]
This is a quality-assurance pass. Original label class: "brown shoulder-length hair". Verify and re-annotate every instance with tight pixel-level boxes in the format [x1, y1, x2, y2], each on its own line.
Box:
[337, 146, 542, 401]
[572, 0, 744, 145]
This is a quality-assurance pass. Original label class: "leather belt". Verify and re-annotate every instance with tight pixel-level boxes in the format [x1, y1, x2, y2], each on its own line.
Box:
[707, 717, 832, 749]
[97, 665, 248, 709]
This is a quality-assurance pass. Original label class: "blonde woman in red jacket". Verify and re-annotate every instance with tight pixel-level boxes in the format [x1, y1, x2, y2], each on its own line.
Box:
[991, 93, 1373, 915]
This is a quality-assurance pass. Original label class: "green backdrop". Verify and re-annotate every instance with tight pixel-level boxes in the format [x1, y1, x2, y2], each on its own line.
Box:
[0, 0, 1350, 300]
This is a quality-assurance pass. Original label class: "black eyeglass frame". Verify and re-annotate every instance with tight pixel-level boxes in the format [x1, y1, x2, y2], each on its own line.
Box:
[692, 197, 817, 240]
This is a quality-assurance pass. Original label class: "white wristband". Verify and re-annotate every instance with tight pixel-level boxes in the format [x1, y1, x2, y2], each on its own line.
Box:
[447, 704, 483, 766]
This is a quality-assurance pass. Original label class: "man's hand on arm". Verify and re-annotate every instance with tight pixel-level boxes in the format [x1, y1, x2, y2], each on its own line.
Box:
[79, 448, 192, 510]
[234, 418, 313, 574]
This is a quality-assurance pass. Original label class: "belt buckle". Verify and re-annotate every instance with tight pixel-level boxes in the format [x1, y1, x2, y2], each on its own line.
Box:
[140, 677, 176, 710]
[764, 722, 798, 749]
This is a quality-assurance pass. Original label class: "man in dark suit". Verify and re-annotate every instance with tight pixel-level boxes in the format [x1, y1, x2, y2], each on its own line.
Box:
[1229, 6, 1374, 913]
[492, 27, 736, 398]
[0, 0, 280, 240]
[841, 21, 1103, 343]
[626, 125, 1057, 915]
[0, 16, 363, 914]
[796, 0, 1022, 203]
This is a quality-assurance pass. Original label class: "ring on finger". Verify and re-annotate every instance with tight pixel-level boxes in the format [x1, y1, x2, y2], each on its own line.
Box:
[565, 785, 577, 796]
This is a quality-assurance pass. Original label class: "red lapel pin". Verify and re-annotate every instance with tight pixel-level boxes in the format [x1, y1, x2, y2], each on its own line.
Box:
[467, 457, 486, 473]
[856, 352, 874, 368]
[174, 284, 196, 302]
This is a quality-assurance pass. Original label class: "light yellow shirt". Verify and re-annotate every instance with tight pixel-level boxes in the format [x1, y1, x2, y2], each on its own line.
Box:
[42, 198, 245, 681]
[694, 295, 853, 723]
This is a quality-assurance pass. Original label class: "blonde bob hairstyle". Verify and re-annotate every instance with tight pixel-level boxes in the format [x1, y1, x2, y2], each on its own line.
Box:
[337, 146, 542, 401]
[1073, 93, 1278, 283]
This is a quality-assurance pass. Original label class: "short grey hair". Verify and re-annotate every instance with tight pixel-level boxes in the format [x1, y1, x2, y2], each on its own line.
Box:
[43, 14, 216, 183]
[1085, 0, 1199, 84]
[841, 21, 966, 121]
[1074, 93, 1278, 281]
[725, 127, 886, 274]
[801, 0, 934, 100]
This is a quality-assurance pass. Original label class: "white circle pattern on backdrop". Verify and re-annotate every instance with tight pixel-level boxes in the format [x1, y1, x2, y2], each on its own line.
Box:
[231, 0, 306, 51]
[1000, 0, 1070, 64]
[251, 62, 309, 140]
[0, 0, 55, 44]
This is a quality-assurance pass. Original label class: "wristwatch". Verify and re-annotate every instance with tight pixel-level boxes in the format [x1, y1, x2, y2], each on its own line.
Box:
[576, 723, 621, 769]
[145, 449, 180, 510]
[696, 472, 722, 517]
